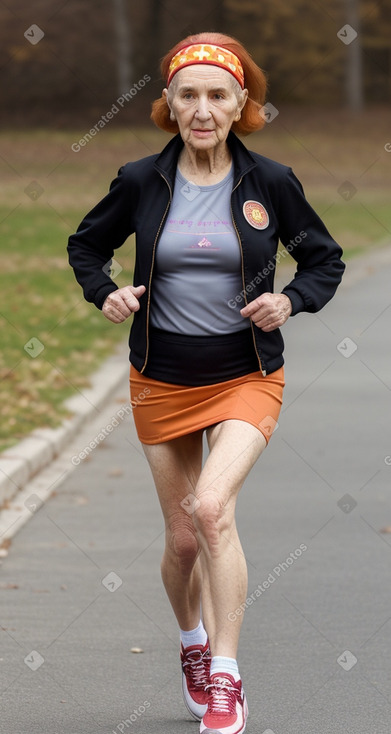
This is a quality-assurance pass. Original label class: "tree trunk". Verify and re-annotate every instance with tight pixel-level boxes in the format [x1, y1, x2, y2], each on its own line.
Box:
[113, 0, 132, 96]
[345, 0, 364, 110]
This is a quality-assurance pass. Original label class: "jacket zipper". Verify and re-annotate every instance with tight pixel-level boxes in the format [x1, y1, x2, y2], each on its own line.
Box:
[230, 178, 266, 377]
[140, 172, 172, 373]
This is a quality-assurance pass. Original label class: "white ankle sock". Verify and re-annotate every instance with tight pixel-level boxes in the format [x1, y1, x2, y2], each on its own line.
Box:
[180, 619, 208, 648]
[210, 655, 240, 682]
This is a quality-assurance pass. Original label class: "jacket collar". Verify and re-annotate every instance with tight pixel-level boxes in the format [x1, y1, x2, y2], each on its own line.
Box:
[154, 130, 258, 188]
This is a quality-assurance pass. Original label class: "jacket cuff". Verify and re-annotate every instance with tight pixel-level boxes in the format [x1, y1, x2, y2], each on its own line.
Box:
[95, 283, 119, 310]
[281, 288, 306, 316]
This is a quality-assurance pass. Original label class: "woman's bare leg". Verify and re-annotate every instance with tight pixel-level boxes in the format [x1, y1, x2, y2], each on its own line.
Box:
[142, 430, 204, 631]
[142, 420, 267, 654]
[194, 420, 267, 658]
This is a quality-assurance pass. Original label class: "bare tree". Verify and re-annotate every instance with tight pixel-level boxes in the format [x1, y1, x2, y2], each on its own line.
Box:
[113, 0, 133, 95]
[345, 0, 364, 110]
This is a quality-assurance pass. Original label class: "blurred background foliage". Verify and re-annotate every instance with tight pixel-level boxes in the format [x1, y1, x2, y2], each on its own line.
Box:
[0, 0, 390, 450]
[0, 0, 390, 125]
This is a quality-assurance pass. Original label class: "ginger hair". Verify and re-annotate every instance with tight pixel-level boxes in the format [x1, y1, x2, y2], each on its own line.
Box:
[151, 32, 267, 136]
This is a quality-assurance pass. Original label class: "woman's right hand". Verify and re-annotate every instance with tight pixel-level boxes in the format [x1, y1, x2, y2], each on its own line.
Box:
[102, 285, 146, 323]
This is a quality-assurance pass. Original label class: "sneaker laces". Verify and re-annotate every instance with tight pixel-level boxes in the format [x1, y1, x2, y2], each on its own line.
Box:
[183, 648, 211, 689]
[205, 676, 239, 715]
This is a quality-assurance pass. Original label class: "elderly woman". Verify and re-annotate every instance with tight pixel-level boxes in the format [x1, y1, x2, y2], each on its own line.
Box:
[68, 32, 345, 734]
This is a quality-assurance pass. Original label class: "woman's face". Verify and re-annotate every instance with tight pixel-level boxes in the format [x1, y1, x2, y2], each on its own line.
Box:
[164, 65, 247, 152]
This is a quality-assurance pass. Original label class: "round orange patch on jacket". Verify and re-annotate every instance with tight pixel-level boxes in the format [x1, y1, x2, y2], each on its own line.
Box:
[243, 200, 269, 230]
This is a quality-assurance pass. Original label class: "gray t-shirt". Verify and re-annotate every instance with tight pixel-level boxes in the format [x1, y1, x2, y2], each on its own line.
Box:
[149, 165, 250, 336]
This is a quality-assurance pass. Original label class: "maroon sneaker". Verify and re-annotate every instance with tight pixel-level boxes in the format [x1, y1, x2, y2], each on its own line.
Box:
[181, 640, 211, 720]
[200, 672, 248, 734]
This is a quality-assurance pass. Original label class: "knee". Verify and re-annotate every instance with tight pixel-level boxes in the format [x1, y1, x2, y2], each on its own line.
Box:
[193, 490, 228, 553]
[166, 513, 199, 571]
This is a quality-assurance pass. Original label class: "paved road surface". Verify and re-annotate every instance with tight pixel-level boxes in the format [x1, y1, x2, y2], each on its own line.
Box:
[1, 255, 391, 734]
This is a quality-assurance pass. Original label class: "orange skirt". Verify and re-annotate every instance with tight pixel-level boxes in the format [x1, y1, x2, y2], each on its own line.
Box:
[129, 364, 284, 445]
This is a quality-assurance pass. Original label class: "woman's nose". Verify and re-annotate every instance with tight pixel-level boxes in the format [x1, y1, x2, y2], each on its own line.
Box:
[195, 96, 212, 119]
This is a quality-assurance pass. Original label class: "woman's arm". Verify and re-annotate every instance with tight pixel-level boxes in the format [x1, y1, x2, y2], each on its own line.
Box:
[240, 167, 345, 332]
[277, 168, 345, 316]
[67, 165, 136, 309]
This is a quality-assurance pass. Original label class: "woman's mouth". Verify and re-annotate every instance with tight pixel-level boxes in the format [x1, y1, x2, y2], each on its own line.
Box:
[191, 129, 214, 136]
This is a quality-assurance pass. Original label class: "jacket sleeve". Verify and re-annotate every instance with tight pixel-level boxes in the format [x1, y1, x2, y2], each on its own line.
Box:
[67, 165, 136, 309]
[277, 168, 345, 316]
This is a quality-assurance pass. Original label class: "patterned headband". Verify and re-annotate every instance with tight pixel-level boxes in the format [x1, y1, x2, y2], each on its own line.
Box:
[167, 44, 245, 89]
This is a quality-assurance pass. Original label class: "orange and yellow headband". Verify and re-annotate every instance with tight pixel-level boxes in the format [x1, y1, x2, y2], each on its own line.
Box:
[167, 44, 245, 89]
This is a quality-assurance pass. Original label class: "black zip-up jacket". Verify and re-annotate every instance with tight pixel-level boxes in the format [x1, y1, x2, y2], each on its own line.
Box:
[67, 131, 345, 376]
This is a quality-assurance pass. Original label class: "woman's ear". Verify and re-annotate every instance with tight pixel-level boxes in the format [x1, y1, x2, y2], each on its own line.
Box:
[234, 88, 248, 121]
[240, 88, 249, 112]
[163, 87, 176, 121]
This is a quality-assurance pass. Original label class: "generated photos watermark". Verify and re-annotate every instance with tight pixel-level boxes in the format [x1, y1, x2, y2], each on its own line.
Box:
[24, 650, 45, 671]
[71, 74, 151, 152]
[24, 24, 45, 45]
[111, 701, 151, 733]
[228, 543, 308, 621]
[71, 390, 150, 466]
[228, 230, 307, 310]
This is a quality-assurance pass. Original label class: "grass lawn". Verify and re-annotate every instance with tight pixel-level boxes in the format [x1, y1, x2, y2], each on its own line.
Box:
[1, 111, 390, 452]
[0, 206, 134, 451]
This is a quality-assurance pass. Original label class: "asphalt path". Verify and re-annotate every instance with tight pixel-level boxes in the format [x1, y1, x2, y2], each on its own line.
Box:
[1, 254, 391, 734]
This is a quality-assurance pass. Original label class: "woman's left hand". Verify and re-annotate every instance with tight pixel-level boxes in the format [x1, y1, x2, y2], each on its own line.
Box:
[240, 293, 292, 332]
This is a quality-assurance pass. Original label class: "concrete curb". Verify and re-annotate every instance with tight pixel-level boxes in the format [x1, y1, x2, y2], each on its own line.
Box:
[0, 341, 129, 510]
